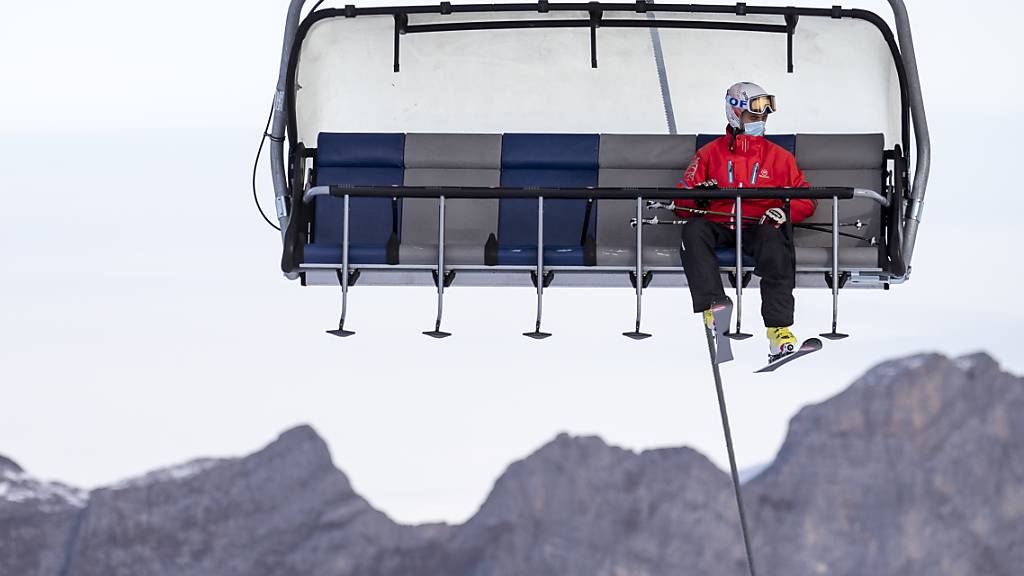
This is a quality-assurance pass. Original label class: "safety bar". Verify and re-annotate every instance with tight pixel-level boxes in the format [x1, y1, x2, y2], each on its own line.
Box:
[304, 185, 876, 202]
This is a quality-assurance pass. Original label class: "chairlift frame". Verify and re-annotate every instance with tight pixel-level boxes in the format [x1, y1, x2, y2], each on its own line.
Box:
[268, 1, 929, 283]
[266, 0, 928, 339]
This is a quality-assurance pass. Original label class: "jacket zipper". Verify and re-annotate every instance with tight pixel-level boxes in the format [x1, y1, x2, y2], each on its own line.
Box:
[728, 160, 736, 228]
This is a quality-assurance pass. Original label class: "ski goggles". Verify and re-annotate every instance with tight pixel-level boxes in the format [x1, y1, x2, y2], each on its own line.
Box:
[726, 93, 777, 115]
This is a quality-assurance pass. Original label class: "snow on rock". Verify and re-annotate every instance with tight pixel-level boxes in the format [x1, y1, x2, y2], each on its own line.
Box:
[111, 458, 225, 490]
[0, 467, 87, 509]
[953, 352, 1000, 374]
[855, 352, 944, 388]
[856, 352, 1005, 391]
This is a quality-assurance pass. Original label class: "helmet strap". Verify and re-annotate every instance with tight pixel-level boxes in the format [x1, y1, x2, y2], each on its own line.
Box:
[727, 124, 739, 152]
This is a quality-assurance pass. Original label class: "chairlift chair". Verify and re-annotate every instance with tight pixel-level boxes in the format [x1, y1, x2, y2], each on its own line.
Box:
[265, 0, 928, 341]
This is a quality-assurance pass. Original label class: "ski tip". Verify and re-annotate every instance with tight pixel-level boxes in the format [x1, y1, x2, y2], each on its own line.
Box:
[803, 337, 824, 350]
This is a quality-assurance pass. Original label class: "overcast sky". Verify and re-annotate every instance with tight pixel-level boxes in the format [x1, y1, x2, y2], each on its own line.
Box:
[0, 0, 1020, 525]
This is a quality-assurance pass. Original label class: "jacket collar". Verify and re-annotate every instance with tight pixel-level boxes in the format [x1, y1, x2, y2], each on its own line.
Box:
[725, 126, 764, 155]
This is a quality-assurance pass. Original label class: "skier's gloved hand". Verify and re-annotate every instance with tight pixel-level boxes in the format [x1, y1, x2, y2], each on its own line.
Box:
[692, 180, 717, 210]
[760, 207, 787, 228]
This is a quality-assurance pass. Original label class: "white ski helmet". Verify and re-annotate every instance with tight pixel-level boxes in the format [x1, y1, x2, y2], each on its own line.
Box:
[725, 82, 777, 129]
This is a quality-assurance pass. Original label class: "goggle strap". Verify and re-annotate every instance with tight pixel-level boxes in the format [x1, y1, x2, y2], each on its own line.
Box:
[726, 94, 777, 114]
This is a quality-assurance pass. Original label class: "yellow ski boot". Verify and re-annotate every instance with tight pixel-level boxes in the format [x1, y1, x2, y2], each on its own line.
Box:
[767, 326, 798, 363]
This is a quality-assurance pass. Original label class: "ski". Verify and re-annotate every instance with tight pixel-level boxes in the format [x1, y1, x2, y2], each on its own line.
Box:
[708, 300, 734, 364]
[754, 338, 823, 373]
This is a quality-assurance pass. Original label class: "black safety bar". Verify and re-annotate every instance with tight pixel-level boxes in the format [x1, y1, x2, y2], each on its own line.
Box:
[313, 185, 855, 201]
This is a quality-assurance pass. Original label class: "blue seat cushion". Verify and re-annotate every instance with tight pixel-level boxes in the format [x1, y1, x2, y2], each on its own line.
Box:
[716, 248, 756, 268]
[317, 133, 405, 168]
[308, 133, 405, 265]
[697, 133, 796, 155]
[304, 243, 390, 265]
[496, 246, 586, 267]
[496, 134, 599, 265]
[501, 134, 601, 170]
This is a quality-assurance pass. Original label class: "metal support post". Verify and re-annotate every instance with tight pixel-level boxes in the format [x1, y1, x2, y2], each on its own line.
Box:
[327, 194, 355, 337]
[424, 196, 452, 338]
[821, 195, 849, 340]
[624, 196, 652, 339]
[524, 197, 552, 339]
[726, 196, 752, 340]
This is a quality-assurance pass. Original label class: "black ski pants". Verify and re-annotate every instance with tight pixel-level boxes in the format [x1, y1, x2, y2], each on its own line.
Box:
[680, 219, 796, 327]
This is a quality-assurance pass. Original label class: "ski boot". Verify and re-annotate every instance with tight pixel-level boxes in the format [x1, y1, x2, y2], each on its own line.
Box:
[703, 298, 734, 364]
[767, 326, 798, 364]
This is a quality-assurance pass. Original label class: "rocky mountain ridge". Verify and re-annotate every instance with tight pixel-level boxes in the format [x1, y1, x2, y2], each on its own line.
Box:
[2, 352, 1020, 575]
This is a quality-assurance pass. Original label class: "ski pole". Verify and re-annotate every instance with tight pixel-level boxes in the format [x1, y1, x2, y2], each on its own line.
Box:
[646, 201, 867, 229]
[646, 201, 755, 221]
[630, 216, 876, 244]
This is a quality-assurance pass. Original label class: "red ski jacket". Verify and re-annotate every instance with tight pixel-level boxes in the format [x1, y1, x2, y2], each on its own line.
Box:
[675, 131, 815, 226]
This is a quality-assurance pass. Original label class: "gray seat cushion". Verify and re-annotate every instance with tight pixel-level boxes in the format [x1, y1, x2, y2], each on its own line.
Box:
[796, 247, 880, 268]
[400, 134, 501, 265]
[597, 134, 695, 266]
[794, 134, 884, 253]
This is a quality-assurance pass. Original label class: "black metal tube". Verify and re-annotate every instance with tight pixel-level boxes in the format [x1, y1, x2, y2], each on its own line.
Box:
[405, 19, 788, 34]
[322, 185, 854, 200]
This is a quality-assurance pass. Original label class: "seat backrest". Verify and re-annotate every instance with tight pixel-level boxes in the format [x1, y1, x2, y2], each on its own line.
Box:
[498, 134, 599, 247]
[402, 134, 502, 246]
[794, 134, 884, 248]
[597, 134, 696, 266]
[313, 133, 405, 251]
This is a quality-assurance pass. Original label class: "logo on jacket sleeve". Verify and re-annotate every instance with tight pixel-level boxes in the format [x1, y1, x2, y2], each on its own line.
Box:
[684, 157, 700, 183]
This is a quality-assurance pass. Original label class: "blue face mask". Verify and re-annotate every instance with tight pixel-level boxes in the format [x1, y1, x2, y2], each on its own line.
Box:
[743, 121, 766, 137]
